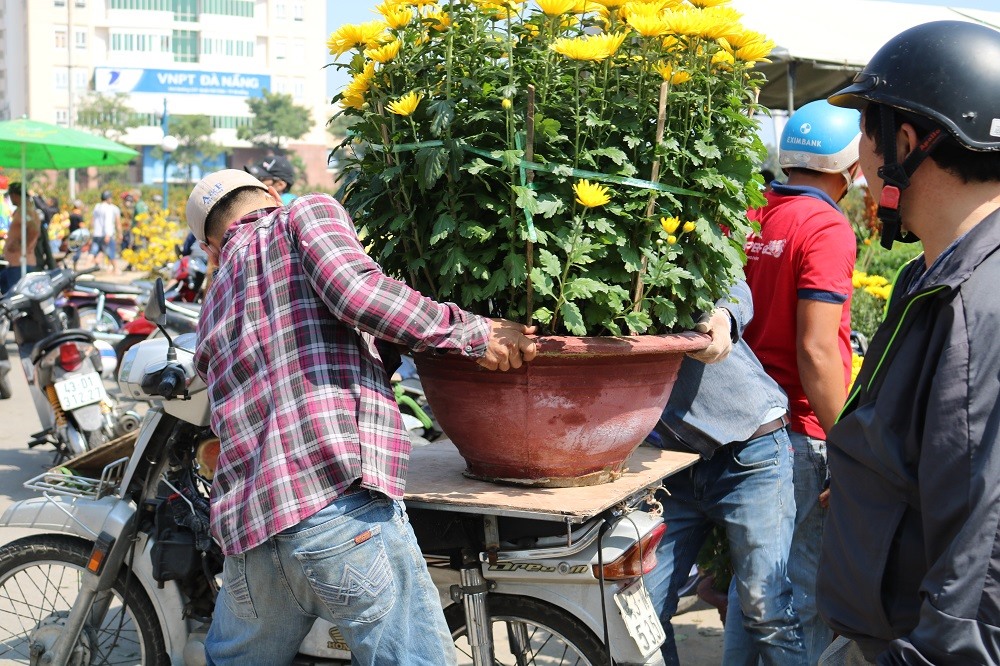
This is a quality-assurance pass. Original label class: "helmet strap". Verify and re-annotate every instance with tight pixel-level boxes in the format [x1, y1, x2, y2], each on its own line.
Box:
[875, 106, 948, 249]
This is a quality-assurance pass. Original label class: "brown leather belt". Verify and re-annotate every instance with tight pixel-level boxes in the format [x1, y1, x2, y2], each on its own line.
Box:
[748, 413, 790, 440]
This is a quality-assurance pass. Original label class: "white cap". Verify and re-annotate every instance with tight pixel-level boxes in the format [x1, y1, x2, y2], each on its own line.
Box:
[185, 169, 267, 242]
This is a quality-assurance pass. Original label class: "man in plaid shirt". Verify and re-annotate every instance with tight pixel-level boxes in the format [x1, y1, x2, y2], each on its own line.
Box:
[185, 169, 536, 665]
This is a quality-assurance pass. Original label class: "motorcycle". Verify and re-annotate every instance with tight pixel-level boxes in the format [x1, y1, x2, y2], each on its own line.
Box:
[0, 267, 140, 461]
[59, 278, 147, 339]
[113, 298, 200, 366]
[0, 281, 669, 665]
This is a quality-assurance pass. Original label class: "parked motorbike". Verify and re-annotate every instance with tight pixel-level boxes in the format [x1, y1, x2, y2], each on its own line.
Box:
[0, 281, 669, 665]
[114, 297, 200, 367]
[0, 267, 140, 460]
[59, 278, 147, 338]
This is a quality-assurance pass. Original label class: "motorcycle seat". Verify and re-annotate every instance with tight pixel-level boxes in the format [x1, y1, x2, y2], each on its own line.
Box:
[75, 280, 146, 296]
[30, 330, 97, 365]
[167, 301, 201, 316]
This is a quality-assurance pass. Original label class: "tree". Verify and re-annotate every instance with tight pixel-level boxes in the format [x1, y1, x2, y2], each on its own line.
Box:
[159, 115, 229, 184]
[75, 93, 141, 141]
[238, 90, 312, 151]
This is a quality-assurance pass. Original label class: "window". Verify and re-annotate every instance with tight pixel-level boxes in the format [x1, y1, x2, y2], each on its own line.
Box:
[54, 0, 66, 6]
[74, 0, 86, 7]
[202, 0, 253, 17]
[274, 38, 286, 60]
[108, 0, 171, 9]
[55, 70, 69, 89]
[291, 38, 304, 64]
[172, 29, 199, 62]
[55, 109, 69, 126]
[173, 0, 197, 22]
[292, 80, 304, 101]
[275, 3, 285, 20]
[75, 30, 87, 49]
[73, 68, 88, 90]
[54, 28, 67, 49]
[293, 3, 303, 21]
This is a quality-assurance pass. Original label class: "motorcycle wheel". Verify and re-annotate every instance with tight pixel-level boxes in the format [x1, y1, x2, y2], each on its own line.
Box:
[77, 306, 123, 335]
[0, 534, 168, 666]
[446, 594, 607, 665]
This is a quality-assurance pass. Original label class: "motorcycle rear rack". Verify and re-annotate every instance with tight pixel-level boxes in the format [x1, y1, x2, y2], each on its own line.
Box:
[23, 456, 130, 501]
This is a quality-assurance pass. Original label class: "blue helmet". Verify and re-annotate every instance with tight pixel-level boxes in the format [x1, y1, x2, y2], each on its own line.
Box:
[779, 100, 861, 185]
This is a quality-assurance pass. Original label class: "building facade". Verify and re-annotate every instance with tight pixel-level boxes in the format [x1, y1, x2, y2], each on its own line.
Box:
[1, 0, 334, 188]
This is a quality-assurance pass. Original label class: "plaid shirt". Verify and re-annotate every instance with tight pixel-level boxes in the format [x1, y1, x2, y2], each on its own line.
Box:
[195, 194, 491, 555]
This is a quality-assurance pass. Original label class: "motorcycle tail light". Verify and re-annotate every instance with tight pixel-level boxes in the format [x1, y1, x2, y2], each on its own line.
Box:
[195, 437, 221, 481]
[593, 522, 666, 581]
[59, 343, 83, 372]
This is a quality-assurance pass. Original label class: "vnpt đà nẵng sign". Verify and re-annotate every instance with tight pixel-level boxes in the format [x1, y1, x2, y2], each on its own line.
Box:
[94, 67, 270, 97]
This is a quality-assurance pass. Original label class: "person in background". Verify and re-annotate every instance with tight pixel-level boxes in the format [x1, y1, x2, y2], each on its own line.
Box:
[761, 168, 777, 194]
[0, 177, 11, 235]
[729, 100, 862, 665]
[186, 169, 536, 665]
[90, 190, 121, 273]
[645, 280, 806, 666]
[245, 156, 297, 205]
[818, 20, 1000, 665]
[1, 184, 40, 294]
[66, 200, 88, 270]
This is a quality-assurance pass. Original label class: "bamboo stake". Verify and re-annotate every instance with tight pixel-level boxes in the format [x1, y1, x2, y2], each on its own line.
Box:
[631, 81, 670, 328]
[525, 84, 536, 326]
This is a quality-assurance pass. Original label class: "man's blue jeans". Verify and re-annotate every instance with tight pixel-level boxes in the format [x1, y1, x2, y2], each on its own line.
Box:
[205, 489, 456, 666]
[726, 430, 832, 665]
[645, 429, 805, 665]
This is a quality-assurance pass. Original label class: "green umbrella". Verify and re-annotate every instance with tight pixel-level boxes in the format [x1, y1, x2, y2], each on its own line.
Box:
[0, 118, 139, 273]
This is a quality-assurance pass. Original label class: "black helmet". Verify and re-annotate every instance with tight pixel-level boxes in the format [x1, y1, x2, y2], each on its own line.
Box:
[829, 20, 1000, 152]
[829, 20, 1000, 248]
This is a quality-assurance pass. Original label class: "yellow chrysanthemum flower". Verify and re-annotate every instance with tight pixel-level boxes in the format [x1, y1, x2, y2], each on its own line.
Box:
[711, 48, 735, 70]
[551, 31, 627, 61]
[327, 20, 389, 56]
[536, 0, 577, 15]
[574, 179, 611, 208]
[660, 9, 705, 37]
[381, 5, 415, 29]
[589, 0, 629, 8]
[682, 221, 696, 233]
[626, 12, 670, 36]
[667, 234, 678, 244]
[723, 29, 768, 49]
[653, 62, 690, 84]
[502, 98, 513, 109]
[387, 91, 424, 116]
[660, 216, 680, 234]
[687, 0, 730, 6]
[734, 39, 774, 63]
[341, 61, 377, 110]
[423, 7, 452, 30]
[365, 39, 402, 63]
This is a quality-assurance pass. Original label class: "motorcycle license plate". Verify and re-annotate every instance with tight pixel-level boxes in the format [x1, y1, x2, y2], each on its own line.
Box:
[614, 578, 666, 657]
[54, 372, 107, 411]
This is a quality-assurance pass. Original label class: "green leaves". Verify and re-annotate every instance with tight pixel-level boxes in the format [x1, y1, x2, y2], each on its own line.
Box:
[334, 0, 768, 335]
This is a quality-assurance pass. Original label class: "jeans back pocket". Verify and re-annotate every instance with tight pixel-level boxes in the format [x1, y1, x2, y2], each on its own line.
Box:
[293, 523, 396, 624]
[222, 552, 258, 619]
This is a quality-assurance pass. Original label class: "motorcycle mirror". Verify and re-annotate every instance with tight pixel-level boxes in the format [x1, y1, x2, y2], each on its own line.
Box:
[145, 279, 168, 327]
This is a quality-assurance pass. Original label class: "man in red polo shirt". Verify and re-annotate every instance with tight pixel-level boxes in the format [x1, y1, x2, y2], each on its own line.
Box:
[731, 99, 862, 665]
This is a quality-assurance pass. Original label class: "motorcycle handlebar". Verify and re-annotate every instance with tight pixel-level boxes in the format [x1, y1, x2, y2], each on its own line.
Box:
[155, 365, 187, 399]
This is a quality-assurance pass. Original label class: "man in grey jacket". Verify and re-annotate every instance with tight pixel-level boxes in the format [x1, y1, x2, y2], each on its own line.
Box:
[645, 279, 806, 665]
[817, 20, 1000, 665]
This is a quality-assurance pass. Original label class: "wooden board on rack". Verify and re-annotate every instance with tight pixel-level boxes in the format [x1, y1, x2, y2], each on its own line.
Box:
[404, 441, 698, 522]
[54, 431, 138, 477]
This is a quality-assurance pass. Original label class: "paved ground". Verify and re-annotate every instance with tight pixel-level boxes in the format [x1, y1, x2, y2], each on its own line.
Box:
[0, 268, 726, 664]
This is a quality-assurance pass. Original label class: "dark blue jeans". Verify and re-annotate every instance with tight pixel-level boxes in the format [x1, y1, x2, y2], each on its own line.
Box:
[644, 429, 805, 665]
[0, 265, 35, 295]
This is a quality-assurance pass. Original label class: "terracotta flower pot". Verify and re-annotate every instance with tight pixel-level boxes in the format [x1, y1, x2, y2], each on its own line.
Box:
[413, 332, 708, 487]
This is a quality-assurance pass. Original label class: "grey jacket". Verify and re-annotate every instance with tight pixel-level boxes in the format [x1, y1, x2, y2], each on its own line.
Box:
[652, 280, 789, 458]
[818, 210, 1000, 664]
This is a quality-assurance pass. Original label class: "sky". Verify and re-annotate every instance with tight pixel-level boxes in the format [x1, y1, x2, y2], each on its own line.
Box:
[324, 0, 1000, 98]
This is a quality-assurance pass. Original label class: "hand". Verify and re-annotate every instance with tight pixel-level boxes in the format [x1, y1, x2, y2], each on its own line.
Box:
[687, 308, 733, 364]
[818, 488, 830, 509]
[477, 319, 538, 371]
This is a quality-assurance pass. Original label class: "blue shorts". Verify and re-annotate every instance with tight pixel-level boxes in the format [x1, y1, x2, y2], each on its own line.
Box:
[90, 237, 117, 260]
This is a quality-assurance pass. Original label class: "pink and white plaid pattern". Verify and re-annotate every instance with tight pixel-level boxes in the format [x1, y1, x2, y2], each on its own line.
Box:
[195, 194, 491, 555]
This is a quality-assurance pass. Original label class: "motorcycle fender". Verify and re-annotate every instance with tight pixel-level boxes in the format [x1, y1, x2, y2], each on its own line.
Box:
[0, 498, 191, 662]
[70, 403, 104, 431]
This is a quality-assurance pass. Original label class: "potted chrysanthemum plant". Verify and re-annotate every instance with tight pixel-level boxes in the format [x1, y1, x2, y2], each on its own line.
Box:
[328, 0, 773, 486]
